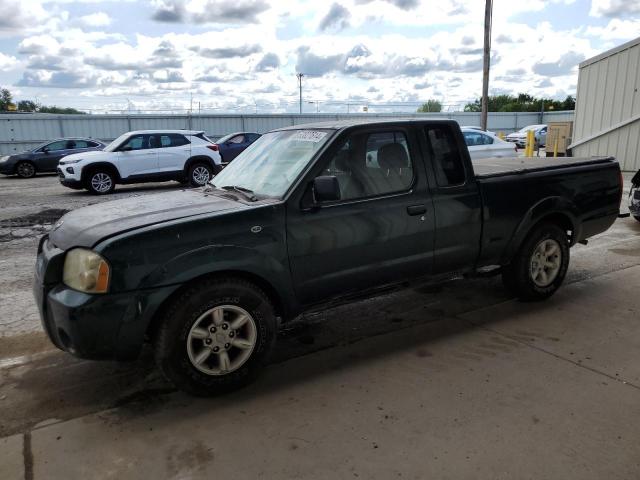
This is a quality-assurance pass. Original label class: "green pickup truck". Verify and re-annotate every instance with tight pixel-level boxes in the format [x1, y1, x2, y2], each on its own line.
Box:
[34, 119, 623, 395]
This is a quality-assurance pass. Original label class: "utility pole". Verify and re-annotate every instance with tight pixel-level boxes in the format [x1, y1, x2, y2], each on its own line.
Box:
[481, 0, 493, 131]
[296, 73, 304, 114]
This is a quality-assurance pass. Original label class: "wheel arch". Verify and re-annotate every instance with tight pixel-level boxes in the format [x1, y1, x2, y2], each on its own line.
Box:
[81, 161, 121, 183]
[184, 155, 218, 175]
[502, 197, 579, 265]
[145, 269, 288, 341]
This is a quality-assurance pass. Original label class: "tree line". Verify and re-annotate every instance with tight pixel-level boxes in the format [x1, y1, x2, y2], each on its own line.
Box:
[0, 87, 85, 114]
[417, 94, 576, 113]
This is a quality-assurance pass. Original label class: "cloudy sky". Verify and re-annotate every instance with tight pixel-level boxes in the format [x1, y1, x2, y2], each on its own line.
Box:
[0, 0, 638, 113]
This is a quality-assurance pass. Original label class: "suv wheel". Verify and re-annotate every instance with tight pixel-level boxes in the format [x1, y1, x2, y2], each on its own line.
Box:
[502, 222, 570, 301]
[189, 163, 213, 187]
[16, 161, 36, 178]
[86, 169, 115, 195]
[154, 277, 277, 396]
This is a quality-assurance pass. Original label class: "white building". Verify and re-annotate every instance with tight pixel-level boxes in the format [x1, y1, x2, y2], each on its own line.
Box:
[571, 37, 640, 172]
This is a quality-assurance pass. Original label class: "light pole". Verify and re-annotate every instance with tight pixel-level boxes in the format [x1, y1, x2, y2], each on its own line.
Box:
[481, 0, 493, 131]
[296, 73, 304, 114]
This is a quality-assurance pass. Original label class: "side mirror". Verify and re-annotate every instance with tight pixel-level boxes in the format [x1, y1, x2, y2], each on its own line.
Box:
[313, 176, 341, 203]
[42, 147, 49, 154]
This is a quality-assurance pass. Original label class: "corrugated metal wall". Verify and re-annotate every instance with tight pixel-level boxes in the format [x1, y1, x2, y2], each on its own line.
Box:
[572, 38, 640, 171]
[0, 111, 573, 155]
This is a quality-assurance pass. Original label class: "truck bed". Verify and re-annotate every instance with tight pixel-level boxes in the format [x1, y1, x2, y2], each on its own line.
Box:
[472, 156, 616, 178]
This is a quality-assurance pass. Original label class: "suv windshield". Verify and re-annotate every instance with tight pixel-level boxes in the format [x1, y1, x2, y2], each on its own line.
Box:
[211, 129, 332, 198]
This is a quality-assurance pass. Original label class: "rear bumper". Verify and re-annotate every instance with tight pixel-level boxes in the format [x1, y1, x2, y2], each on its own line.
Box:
[630, 188, 640, 217]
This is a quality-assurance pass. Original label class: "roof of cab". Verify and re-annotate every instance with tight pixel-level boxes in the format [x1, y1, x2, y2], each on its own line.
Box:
[125, 129, 205, 135]
[272, 118, 456, 132]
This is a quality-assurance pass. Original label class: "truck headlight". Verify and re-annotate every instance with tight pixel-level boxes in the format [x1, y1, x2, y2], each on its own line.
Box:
[61, 159, 82, 165]
[63, 248, 110, 293]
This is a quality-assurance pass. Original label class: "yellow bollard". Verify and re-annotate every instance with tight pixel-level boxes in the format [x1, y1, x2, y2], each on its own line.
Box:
[525, 130, 535, 157]
[553, 136, 558, 158]
[498, 132, 505, 140]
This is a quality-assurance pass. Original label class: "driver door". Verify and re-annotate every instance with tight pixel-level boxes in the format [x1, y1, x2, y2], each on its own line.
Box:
[286, 126, 435, 306]
[114, 134, 159, 178]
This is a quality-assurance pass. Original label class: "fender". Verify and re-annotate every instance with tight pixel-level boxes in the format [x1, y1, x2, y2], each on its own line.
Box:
[139, 244, 299, 318]
[184, 155, 219, 174]
[501, 196, 580, 265]
[80, 161, 121, 181]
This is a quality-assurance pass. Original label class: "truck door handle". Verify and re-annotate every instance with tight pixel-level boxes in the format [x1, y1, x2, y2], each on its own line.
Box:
[407, 204, 427, 216]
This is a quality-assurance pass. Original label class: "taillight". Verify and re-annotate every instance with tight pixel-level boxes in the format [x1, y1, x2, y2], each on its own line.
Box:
[207, 144, 219, 152]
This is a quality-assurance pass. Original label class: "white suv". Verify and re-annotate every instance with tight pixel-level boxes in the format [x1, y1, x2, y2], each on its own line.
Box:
[57, 130, 222, 194]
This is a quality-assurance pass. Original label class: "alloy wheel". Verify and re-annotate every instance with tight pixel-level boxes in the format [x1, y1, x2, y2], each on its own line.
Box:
[186, 305, 257, 375]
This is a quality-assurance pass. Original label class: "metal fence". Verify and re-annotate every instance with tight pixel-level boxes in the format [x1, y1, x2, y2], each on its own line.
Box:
[0, 111, 575, 155]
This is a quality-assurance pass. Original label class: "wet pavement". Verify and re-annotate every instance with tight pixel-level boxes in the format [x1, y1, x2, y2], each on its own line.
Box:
[0, 172, 639, 479]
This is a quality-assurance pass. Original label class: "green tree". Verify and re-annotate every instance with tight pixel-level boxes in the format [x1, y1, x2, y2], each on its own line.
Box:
[37, 105, 85, 114]
[417, 99, 442, 113]
[0, 88, 13, 110]
[17, 100, 39, 112]
[464, 93, 576, 112]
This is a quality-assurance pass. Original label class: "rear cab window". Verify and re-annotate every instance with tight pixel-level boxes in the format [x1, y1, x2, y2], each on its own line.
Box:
[424, 126, 467, 187]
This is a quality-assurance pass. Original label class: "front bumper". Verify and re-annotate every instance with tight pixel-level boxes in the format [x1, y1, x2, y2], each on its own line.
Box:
[0, 162, 15, 175]
[57, 168, 83, 189]
[33, 236, 176, 360]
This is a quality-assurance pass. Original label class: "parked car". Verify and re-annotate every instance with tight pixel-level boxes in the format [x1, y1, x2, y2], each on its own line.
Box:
[630, 169, 640, 222]
[57, 130, 222, 194]
[505, 124, 547, 148]
[34, 119, 623, 395]
[461, 127, 516, 159]
[462, 125, 496, 136]
[211, 132, 261, 164]
[0, 138, 105, 178]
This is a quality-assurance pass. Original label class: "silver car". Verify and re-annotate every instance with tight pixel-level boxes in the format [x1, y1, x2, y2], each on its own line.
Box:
[505, 124, 547, 148]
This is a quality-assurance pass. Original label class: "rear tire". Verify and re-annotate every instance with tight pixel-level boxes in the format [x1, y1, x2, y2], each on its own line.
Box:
[502, 222, 569, 301]
[188, 163, 213, 187]
[85, 169, 116, 195]
[153, 277, 277, 396]
[16, 161, 36, 178]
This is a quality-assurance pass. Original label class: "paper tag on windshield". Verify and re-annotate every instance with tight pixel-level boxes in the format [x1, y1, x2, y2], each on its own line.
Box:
[293, 130, 327, 142]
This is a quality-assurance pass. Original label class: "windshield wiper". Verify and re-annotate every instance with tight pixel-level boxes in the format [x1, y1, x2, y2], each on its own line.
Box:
[221, 185, 258, 202]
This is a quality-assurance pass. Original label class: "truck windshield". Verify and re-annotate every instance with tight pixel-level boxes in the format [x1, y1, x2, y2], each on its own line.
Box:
[211, 129, 332, 198]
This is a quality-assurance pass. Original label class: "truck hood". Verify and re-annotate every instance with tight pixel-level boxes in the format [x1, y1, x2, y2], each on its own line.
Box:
[49, 189, 244, 250]
[59, 150, 112, 164]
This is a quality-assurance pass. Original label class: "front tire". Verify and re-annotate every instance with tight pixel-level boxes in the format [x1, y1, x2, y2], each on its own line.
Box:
[85, 169, 115, 195]
[154, 277, 277, 396]
[16, 161, 36, 178]
[502, 222, 570, 301]
[188, 163, 213, 187]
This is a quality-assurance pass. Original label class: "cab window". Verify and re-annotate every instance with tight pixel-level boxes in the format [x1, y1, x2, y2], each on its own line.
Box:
[320, 130, 414, 201]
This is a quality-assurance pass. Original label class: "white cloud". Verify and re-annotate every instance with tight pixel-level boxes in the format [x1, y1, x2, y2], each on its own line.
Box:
[584, 18, 640, 40]
[590, 0, 640, 17]
[0, 52, 18, 69]
[78, 12, 112, 27]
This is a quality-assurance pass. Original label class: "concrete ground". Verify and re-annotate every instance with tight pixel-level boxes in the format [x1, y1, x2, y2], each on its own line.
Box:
[0, 172, 639, 479]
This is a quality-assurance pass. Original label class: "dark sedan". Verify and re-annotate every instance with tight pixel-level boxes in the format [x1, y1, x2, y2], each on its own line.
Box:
[211, 132, 261, 164]
[0, 137, 106, 178]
